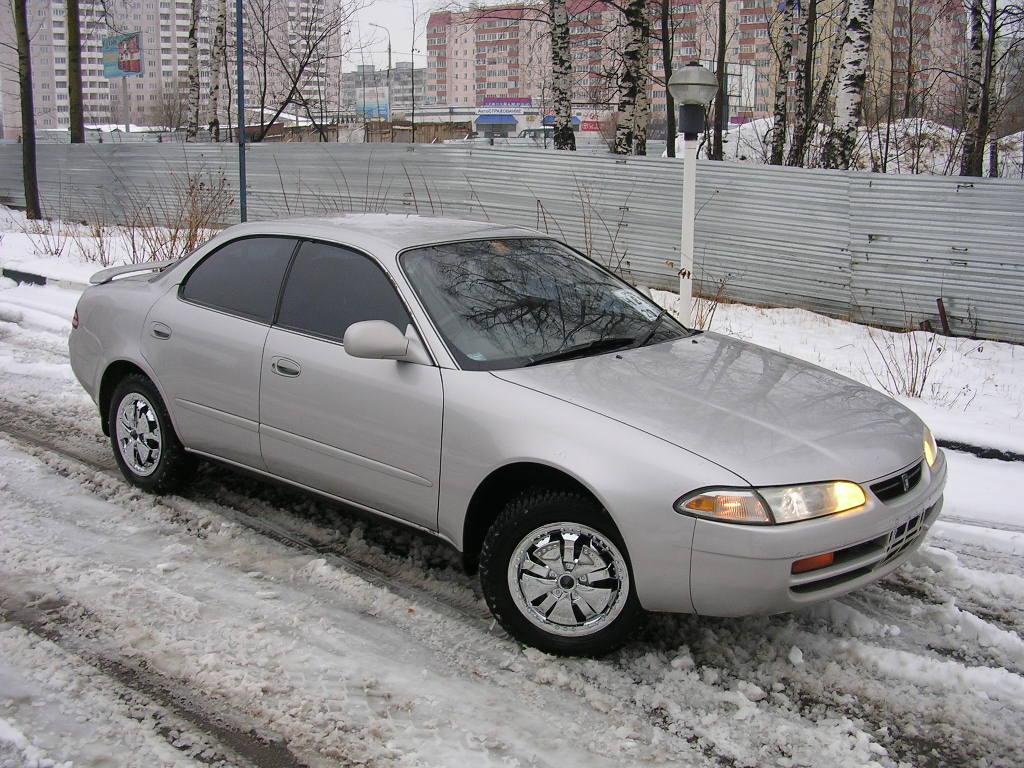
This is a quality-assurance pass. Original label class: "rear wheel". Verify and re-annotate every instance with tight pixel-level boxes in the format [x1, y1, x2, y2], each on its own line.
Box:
[108, 373, 195, 493]
[479, 488, 642, 656]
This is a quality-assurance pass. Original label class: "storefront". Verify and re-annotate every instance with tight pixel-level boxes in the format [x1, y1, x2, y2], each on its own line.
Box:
[474, 114, 519, 138]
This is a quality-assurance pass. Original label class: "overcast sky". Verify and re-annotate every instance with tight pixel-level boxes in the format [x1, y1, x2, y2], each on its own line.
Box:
[349, 0, 437, 71]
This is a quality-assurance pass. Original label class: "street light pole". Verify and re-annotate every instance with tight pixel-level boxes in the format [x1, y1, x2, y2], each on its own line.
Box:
[370, 23, 393, 141]
[667, 62, 718, 324]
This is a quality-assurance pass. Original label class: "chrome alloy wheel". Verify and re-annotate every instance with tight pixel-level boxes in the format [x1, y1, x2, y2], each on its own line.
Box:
[115, 393, 162, 477]
[507, 523, 629, 637]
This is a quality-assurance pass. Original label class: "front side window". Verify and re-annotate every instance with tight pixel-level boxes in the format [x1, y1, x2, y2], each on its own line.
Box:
[402, 238, 689, 371]
[180, 236, 296, 323]
[276, 241, 411, 343]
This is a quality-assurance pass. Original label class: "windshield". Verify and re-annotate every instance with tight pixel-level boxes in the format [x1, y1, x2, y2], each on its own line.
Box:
[401, 238, 690, 370]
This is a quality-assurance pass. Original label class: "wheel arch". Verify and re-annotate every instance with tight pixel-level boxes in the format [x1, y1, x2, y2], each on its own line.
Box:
[460, 461, 621, 573]
[97, 359, 171, 436]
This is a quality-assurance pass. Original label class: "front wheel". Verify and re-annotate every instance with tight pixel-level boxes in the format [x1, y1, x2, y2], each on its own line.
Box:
[108, 373, 195, 494]
[479, 489, 642, 656]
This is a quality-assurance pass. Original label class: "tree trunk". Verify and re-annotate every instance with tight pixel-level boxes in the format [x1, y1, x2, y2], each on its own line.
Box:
[185, 0, 202, 141]
[960, 0, 983, 176]
[820, 0, 875, 170]
[14, 0, 41, 219]
[712, 0, 727, 159]
[803, 0, 849, 164]
[661, 0, 675, 157]
[550, 0, 575, 150]
[770, 0, 795, 165]
[613, 0, 649, 155]
[787, 0, 817, 165]
[208, 0, 226, 141]
[988, 136, 998, 177]
[66, 0, 85, 143]
[972, 0, 997, 176]
[902, 0, 914, 118]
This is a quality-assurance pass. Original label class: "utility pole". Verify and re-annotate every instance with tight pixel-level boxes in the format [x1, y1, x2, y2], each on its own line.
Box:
[369, 24, 392, 140]
[234, 0, 247, 221]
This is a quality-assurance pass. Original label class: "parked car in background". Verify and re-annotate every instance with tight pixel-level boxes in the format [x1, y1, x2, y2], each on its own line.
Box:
[69, 215, 946, 655]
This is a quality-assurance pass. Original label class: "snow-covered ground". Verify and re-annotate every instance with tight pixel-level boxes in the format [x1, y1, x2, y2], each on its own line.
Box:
[1, 223, 1023, 766]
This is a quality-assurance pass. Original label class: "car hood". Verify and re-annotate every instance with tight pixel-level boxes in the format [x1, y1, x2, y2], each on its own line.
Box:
[491, 332, 924, 486]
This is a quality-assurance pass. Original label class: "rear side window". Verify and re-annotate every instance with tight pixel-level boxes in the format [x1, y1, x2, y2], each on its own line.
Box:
[180, 236, 296, 323]
[276, 241, 411, 342]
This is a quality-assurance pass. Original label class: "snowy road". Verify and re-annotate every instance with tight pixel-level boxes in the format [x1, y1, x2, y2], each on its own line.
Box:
[1, 282, 1023, 768]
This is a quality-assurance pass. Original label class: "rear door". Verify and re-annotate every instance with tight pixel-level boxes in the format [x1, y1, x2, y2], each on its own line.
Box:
[141, 236, 297, 469]
[259, 240, 444, 530]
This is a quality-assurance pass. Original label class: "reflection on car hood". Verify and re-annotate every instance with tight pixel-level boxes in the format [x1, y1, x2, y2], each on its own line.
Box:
[492, 332, 923, 486]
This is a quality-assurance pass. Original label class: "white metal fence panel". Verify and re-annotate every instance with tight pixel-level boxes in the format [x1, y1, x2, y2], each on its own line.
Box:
[1, 143, 1021, 342]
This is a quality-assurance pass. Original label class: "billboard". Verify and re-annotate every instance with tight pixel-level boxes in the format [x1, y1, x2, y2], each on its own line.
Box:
[103, 32, 143, 78]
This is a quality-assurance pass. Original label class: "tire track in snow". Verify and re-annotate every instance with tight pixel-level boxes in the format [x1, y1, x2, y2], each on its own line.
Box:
[0, 589, 305, 768]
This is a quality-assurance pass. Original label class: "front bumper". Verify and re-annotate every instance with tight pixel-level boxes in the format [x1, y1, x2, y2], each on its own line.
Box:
[687, 452, 947, 617]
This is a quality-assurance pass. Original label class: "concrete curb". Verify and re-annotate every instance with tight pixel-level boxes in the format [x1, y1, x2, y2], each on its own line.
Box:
[1, 266, 90, 292]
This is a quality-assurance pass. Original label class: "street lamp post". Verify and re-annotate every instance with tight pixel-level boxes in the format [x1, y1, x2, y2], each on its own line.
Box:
[369, 23, 392, 133]
[667, 62, 717, 324]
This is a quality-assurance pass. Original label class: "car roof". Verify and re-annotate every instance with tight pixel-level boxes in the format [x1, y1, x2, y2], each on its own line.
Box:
[215, 214, 547, 256]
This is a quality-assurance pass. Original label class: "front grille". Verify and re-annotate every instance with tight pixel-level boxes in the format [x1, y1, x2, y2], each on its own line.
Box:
[790, 505, 934, 594]
[881, 512, 926, 566]
[870, 461, 923, 502]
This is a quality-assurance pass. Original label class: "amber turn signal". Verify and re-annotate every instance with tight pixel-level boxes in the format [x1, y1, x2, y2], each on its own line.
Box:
[791, 552, 835, 574]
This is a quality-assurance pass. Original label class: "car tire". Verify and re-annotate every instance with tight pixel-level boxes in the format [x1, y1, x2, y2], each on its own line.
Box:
[480, 488, 642, 656]
[108, 373, 195, 494]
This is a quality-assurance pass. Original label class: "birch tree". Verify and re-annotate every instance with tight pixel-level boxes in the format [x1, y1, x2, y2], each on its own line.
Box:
[821, 0, 875, 170]
[208, 0, 227, 141]
[66, 0, 85, 143]
[185, 0, 202, 141]
[711, 0, 726, 159]
[769, 0, 796, 165]
[958, 2, 984, 174]
[659, 0, 675, 157]
[613, 0, 650, 155]
[13, 0, 40, 218]
[787, 0, 817, 166]
[550, 0, 575, 150]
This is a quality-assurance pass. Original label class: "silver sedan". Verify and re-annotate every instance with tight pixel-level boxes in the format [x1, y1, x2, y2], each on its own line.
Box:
[69, 215, 946, 655]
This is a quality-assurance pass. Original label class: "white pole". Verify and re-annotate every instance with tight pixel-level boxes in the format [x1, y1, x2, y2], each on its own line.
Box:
[679, 136, 697, 324]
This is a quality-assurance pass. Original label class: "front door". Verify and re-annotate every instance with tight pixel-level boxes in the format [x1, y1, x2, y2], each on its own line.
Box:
[259, 240, 443, 530]
[141, 236, 297, 468]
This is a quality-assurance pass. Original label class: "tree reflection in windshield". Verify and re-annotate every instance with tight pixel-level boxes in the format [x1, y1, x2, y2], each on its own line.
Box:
[402, 238, 688, 370]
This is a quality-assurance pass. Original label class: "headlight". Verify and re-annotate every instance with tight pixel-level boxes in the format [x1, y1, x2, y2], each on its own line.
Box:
[757, 481, 866, 524]
[923, 426, 938, 468]
[676, 481, 866, 525]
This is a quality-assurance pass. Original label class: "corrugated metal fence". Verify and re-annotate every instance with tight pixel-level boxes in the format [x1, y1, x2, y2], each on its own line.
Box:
[1, 143, 1022, 342]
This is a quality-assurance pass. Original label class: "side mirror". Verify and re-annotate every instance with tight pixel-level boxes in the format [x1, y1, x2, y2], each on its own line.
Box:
[343, 321, 431, 365]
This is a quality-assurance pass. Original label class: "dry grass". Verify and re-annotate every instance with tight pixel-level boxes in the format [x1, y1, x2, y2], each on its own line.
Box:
[867, 325, 944, 398]
[18, 217, 69, 258]
[692, 275, 729, 331]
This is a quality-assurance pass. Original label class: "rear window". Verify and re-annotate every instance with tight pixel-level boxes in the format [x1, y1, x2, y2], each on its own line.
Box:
[180, 237, 296, 323]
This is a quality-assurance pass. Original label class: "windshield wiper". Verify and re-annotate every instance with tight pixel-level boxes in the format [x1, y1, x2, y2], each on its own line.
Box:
[525, 337, 637, 367]
[633, 310, 668, 349]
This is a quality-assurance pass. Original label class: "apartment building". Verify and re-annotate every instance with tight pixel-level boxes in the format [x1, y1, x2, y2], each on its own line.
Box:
[340, 61, 426, 117]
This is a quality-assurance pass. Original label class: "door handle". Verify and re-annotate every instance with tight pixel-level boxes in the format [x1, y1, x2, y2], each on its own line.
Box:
[271, 357, 301, 377]
[150, 322, 172, 340]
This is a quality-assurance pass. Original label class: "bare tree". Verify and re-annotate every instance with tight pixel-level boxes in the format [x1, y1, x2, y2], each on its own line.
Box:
[613, 0, 650, 155]
[787, 0, 817, 165]
[153, 80, 190, 132]
[550, 0, 575, 150]
[960, 0, 985, 174]
[67, 0, 85, 142]
[13, 0, 40, 218]
[657, 0, 676, 157]
[821, 0, 875, 169]
[711, 0, 726, 159]
[208, 0, 227, 140]
[769, 0, 797, 165]
[185, 0, 202, 141]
